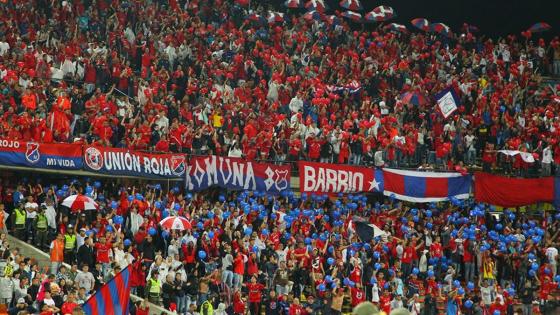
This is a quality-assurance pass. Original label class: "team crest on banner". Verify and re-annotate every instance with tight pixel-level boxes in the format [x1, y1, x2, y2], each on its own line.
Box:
[25, 142, 40, 164]
[186, 155, 291, 194]
[171, 156, 186, 176]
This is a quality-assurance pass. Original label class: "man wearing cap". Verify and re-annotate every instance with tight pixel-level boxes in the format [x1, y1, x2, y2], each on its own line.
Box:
[34, 206, 49, 250]
[8, 297, 37, 315]
[64, 224, 77, 264]
[12, 202, 26, 240]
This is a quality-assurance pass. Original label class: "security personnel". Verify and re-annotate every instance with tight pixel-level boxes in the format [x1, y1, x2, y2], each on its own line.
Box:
[64, 225, 77, 264]
[147, 271, 161, 304]
[13, 203, 26, 240]
[34, 206, 49, 250]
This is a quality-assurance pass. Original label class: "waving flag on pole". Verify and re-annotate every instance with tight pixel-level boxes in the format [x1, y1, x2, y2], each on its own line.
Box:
[339, 0, 362, 11]
[435, 87, 460, 118]
[341, 11, 362, 22]
[83, 266, 131, 315]
[284, 0, 303, 8]
[305, 0, 327, 12]
[383, 168, 471, 202]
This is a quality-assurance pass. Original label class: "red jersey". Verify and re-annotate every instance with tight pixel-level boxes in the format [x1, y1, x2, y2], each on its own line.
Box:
[246, 283, 265, 303]
[350, 287, 366, 307]
[95, 242, 111, 263]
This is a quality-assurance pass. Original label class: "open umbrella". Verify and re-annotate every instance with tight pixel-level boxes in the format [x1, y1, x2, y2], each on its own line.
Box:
[430, 22, 452, 37]
[159, 216, 192, 230]
[267, 11, 285, 24]
[528, 22, 551, 33]
[304, 10, 323, 21]
[384, 23, 407, 33]
[305, 0, 327, 12]
[62, 194, 98, 211]
[284, 0, 302, 8]
[401, 91, 428, 106]
[411, 18, 430, 31]
[371, 5, 395, 21]
[341, 11, 362, 22]
[339, 0, 362, 11]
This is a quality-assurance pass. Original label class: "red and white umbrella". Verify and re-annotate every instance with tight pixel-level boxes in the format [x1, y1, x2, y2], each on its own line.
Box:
[159, 216, 192, 230]
[61, 194, 98, 211]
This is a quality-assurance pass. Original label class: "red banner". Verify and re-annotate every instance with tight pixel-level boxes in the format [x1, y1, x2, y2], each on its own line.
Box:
[474, 172, 555, 207]
[83, 146, 186, 179]
[298, 161, 382, 194]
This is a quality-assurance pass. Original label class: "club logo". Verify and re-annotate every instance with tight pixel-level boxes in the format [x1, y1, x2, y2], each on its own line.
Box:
[25, 142, 40, 164]
[84, 147, 104, 170]
[171, 155, 186, 176]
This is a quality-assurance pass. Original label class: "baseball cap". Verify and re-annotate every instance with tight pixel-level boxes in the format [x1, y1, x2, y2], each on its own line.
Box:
[353, 302, 380, 315]
[17, 298, 25, 304]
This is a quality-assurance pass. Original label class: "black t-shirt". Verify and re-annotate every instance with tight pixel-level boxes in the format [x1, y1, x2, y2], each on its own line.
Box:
[264, 297, 280, 315]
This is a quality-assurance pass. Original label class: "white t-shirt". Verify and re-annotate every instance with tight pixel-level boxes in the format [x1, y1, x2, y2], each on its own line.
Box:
[465, 135, 475, 150]
[546, 247, 558, 264]
[480, 286, 493, 305]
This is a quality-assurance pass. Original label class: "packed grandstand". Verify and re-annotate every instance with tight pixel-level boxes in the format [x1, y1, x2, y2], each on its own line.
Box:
[0, 0, 559, 315]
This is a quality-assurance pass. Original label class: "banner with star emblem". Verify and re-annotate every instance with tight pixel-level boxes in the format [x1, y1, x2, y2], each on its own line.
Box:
[383, 168, 471, 202]
[186, 155, 291, 194]
[298, 161, 383, 194]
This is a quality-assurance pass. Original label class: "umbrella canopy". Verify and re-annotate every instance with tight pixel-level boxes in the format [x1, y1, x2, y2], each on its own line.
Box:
[305, 0, 327, 12]
[159, 216, 192, 230]
[267, 11, 285, 24]
[371, 5, 395, 21]
[62, 194, 98, 211]
[385, 23, 407, 33]
[284, 0, 302, 8]
[339, 0, 362, 11]
[411, 18, 430, 31]
[430, 22, 452, 37]
[528, 22, 551, 33]
[304, 10, 323, 21]
[401, 91, 428, 106]
[341, 11, 362, 22]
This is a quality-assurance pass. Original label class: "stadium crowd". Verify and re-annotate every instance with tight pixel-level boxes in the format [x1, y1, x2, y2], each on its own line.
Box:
[0, 177, 558, 315]
[0, 0, 559, 314]
[0, 0, 559, 176]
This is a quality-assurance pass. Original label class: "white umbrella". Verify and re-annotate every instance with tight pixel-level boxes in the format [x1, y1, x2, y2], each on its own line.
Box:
[159, 216, 192, 230]
[61, 194, 98, 211]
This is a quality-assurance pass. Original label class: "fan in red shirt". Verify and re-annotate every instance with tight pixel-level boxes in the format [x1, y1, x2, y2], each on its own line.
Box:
[94, 236, 112, 276]
[245, 276, 265, 315]
[350, 284, 366, 307]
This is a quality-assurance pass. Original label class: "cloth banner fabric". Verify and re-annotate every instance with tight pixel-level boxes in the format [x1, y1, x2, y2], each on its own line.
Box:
[435, 87, 460, 118]
[497, 150, 536, 163]
[83, 146, 186, 179]
[0, 139, 82, 170]
[383, 168, 471, 202]
[186, 155, 291, 194]
[474, 172, 557, 207]
[298, 161, 384, 193]
[83, 266, 131, 315]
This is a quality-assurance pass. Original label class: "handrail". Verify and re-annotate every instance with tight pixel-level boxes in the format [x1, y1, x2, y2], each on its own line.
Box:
[5, 235, 173, 315]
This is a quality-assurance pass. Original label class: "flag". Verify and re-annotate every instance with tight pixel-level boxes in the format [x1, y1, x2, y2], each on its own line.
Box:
[435, 87, 459, 118]
[383, 168, 471, 202]
[497, 150, 536, 163]
[474, 172, 557, 207]
[83, 266, 131, 315]
[354, 220, 386, 242]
